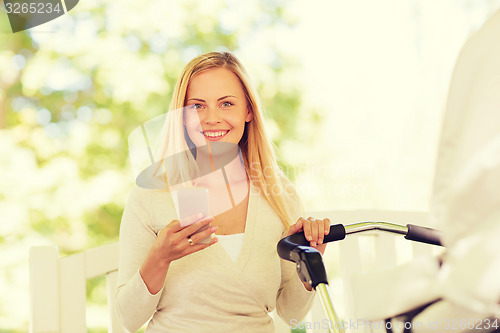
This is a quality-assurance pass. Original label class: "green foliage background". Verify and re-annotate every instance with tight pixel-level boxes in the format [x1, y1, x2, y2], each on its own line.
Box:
[0, 0, 320, 331]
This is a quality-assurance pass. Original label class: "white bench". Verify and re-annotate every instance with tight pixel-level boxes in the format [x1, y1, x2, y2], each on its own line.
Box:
[30, 210, 439, 333]
[29, 243, 124, 333]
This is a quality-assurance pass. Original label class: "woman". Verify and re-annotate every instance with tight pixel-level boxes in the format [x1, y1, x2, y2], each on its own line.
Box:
[116, 51, 331, 332]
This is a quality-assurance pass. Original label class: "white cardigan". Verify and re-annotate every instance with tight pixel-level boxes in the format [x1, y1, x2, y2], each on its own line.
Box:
[115, 183, 315, 332]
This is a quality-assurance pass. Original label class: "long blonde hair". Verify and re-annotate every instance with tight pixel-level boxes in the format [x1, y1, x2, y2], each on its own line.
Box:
[160, 52, 296, 228]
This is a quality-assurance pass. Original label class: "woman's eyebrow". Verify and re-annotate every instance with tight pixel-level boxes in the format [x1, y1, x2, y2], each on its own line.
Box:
[187, 95, 237, 103]
[187, 98, 205, 102]
[217, 95, 237, 101]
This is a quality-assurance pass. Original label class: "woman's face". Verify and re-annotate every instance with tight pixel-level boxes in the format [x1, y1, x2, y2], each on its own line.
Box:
[184, 67, 253, 148]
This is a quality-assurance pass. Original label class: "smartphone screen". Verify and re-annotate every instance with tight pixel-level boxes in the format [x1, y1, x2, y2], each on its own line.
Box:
[176, 187, 211, 244]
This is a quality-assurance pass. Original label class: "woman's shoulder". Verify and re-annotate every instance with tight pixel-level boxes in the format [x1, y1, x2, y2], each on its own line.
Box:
[125, 185, 151, 204]
[125, 186, 175, 211]
[124, 185, 178, 231]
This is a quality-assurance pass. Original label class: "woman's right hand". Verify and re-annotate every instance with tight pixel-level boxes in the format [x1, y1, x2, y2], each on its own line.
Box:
[153, 213, 218, 265]
[140, 213, 218, 294]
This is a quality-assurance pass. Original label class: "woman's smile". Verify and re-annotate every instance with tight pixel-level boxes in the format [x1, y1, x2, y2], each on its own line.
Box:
[202, 129, 230, 141]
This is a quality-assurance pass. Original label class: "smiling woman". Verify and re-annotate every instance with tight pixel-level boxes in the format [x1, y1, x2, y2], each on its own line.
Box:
[115, 51, 332, 332]
[184, 67, 253, 146]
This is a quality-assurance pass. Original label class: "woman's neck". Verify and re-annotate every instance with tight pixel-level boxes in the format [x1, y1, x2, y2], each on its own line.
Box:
[194, 148, 248, 188]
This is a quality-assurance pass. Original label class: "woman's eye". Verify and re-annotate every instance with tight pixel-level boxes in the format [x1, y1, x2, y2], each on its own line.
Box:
[221, 101, 233, 107]
[190, 104, 203, 110]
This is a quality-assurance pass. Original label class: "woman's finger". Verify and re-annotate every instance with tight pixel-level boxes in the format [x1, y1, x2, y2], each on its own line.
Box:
[286, 219, 303, 236]
[178, 216, 214, 239]
[324, 218, 331, 235]
[184, 236, 218, 255]
[179, 212, 205, 228]
[314, 218, 325, 245]
[307, 217, 319, 247]
[187, 225, 218, 245]
[302, 217, 312, 244]
[293, 219, 303, 232]
[166, 213, 204, 233]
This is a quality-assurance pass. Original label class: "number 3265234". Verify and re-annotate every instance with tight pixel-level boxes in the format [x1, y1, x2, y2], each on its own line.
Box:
[5, 2, 62, 14]
[443, 318, 499, 330]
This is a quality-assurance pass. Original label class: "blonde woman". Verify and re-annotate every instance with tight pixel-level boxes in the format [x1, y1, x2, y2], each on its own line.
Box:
[116, 51, 331, 332]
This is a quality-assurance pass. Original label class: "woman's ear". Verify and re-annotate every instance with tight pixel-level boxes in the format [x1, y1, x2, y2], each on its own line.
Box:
[245, 107, 253, 122]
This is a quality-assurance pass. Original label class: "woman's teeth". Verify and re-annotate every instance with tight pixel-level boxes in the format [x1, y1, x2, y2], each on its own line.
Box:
[203, 130, 228, 138]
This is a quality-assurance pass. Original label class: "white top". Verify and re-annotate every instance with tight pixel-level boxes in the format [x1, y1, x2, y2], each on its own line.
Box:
[216, 233, 244, 262]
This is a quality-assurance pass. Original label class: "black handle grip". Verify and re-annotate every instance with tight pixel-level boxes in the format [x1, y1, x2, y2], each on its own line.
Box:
[291, 246, 329, 288]
[277, 224, 346, 288]
[277, 224, 346, 262]
[405, 224, 442, 246]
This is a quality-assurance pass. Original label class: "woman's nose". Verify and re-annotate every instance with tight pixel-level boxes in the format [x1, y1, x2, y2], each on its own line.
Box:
[204, 107, 222, 124]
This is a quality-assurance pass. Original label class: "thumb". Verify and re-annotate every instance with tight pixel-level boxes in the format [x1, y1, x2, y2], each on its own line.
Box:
[179, 212, 204, 228]
[287, 219, 303, 236]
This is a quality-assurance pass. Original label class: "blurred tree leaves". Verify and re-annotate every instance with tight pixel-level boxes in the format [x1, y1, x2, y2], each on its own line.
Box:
[0, 0, 310, 330]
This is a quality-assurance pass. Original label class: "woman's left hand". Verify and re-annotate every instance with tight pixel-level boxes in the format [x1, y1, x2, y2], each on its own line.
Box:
[286, 217, 331, 255]
[286, 217, 331, 291]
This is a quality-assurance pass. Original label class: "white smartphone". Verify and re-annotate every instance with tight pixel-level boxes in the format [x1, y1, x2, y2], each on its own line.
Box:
[176, 187, 212, 244]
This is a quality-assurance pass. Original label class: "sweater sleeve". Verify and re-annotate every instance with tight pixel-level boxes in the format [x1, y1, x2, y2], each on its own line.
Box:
[276, 258, 316, 324]
[275, 176, 316, 324]
[115, 187, 163, 332]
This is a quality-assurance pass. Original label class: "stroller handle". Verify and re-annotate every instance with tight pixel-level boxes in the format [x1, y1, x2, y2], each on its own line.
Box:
[276, 222, 442, 333]
[405, 224, 442, 246]
[277, 224, 346, 262]
[278, 222, 442, 263]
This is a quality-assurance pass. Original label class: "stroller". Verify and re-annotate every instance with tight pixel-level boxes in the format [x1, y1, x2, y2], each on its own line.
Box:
[278, 221, 499, 333]
[277, 7, 500, 333]
[278, 221, 444, 333]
